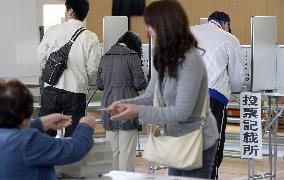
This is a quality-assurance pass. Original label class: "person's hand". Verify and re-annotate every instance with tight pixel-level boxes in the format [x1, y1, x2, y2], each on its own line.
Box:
[107, 101, 127, 116]
[40, 113, 72, 131]
[79, 116, 96, 130]
[109, 104, 139, 121]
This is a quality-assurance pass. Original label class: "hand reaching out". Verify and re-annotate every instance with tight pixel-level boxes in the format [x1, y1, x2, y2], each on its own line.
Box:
[79, 116, 96, 130]
[107, 101, 127, 116]
[40, 113, 72, 132]
[107, 102, 140, 121]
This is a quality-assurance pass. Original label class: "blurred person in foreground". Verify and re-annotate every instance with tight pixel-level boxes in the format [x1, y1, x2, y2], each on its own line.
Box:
[0, 79, 96, 180]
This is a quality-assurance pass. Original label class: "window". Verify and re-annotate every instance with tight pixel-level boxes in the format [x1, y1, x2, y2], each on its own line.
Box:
[43, 4, 65, 32]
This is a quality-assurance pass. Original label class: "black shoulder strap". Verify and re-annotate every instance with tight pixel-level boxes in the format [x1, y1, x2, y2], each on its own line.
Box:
[70, 27, 87, 42]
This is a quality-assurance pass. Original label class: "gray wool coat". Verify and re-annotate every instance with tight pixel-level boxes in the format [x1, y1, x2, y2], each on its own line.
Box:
[96, 44, 147, 130]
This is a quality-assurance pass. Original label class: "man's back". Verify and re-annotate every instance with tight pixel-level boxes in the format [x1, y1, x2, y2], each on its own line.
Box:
[38, 0, 100, 137]
[39, 19, 100, 94]
[192, 12, 245, 179]
[191, 22, 244, 100]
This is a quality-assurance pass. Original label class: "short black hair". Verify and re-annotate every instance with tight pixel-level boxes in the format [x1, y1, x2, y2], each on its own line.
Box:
[0, 80, 33, 128]
[208, 11, 230, 23]
[65, 0, 89, 21]
[117, 31, 143, 58]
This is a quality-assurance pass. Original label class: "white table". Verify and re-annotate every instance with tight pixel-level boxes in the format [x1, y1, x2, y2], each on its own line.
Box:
[61, 171, 206, 180]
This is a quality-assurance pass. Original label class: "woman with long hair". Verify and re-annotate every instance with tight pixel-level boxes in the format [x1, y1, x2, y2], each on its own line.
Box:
[108, 0, 218, 178]
[96, 31, 147, 171]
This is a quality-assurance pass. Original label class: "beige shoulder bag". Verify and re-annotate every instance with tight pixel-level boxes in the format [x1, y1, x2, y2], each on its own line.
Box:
[142, 84, 208, 170]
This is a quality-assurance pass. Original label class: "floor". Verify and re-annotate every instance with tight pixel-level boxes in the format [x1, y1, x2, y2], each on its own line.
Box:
[132, 123, 284, 179]
[93, 129, 284, 180]
[134, 156, 284, 180]
[89, 116, 284, 179]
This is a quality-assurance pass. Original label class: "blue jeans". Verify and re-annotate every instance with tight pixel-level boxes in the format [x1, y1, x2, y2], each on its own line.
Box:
[39, 86, 86, 137]
[168, 142, 217, 179]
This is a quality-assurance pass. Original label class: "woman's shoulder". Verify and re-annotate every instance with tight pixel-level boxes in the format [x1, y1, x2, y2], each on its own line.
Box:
[184, 48, 203, 61]
[182, 48, 205, 67]
[106, 44, 137, 56]
[177, 48, 207, 78]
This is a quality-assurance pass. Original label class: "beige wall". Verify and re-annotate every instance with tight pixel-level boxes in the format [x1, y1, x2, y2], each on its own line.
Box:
[86, 0, 284, 44]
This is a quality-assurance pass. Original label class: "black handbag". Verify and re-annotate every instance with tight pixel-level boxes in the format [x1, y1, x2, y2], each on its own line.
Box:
[41, 27, 86, 86]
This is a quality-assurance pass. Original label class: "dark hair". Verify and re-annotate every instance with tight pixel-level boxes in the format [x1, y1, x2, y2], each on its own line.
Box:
[0, 80, 33, 128]
[65, 0, 89, 21]
[117, 31, 143, 58]
[144, 0, 199, 82]
[208, 11, 230, 23]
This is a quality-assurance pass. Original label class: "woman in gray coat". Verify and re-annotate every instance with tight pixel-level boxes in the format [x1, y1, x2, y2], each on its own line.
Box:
[96, 31, 147, 172]
[107, 0, 219, 178]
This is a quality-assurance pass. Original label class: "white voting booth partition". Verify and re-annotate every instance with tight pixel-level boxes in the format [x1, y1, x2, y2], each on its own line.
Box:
[277, 45, 284, 93]
[103, 16, 128, 54]
[245, 16, 283, 180]
[250, 16, 277, 92]
[0, 0, 40, 82]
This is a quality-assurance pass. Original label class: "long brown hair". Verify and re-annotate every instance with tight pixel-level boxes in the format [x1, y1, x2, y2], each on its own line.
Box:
[144, 0, 199, 82]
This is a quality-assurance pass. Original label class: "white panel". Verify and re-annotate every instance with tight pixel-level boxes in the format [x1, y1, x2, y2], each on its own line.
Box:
[98, 43, 104, 57]
[251, 16, 277, 92]
[200, 18, 208, 25]
[141, 44, 149, 79]
[131, 43, 284, 91]
[241, 45, 252, 88]
[240, 45, 284, 93]
[103, 16, 128, 54]
[277, 46, 284, 93]
[0, 0, 40, 79]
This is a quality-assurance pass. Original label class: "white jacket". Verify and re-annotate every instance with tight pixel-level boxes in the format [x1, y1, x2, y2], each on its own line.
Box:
[38, 19, 100, 94]
[191, 22, 245, 104]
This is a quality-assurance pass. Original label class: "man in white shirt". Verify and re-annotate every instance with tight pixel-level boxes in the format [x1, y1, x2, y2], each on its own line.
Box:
[38, 0, 100, 137]
[191, 11, 245, 179]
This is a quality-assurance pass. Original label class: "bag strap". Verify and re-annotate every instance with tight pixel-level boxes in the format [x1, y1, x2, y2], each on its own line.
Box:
[153, 83, 160, 107]
[60, 27, 86, 59]
[147, 84, 161, 135]
[154, 82, 208, 128]
[70, 27, 87, 42]
[200, 93, 208, 128]
[150, 83, 208, 132]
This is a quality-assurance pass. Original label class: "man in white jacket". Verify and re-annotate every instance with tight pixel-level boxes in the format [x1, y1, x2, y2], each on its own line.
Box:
[38, 0, 100, 137]
[191, 11, 245, 179]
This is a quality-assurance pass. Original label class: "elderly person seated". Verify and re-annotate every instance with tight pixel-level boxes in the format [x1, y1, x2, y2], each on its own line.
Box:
[0, 79, 96, 180]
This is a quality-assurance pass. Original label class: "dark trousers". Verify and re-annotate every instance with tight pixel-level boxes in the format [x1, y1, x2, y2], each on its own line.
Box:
[39, 86, 86, 137]
[210, 97, 227, 179]
[168, 142, 217, 178]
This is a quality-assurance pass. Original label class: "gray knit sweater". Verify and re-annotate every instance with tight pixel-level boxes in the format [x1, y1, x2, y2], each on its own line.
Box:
[123, 48, 219, 150]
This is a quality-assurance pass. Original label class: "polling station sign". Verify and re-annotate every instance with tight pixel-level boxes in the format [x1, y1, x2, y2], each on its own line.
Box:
[240, 92, 262, 159]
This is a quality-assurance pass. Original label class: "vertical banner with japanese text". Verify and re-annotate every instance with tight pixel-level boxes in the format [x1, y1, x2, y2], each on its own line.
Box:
[240, 92, 262, 159]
